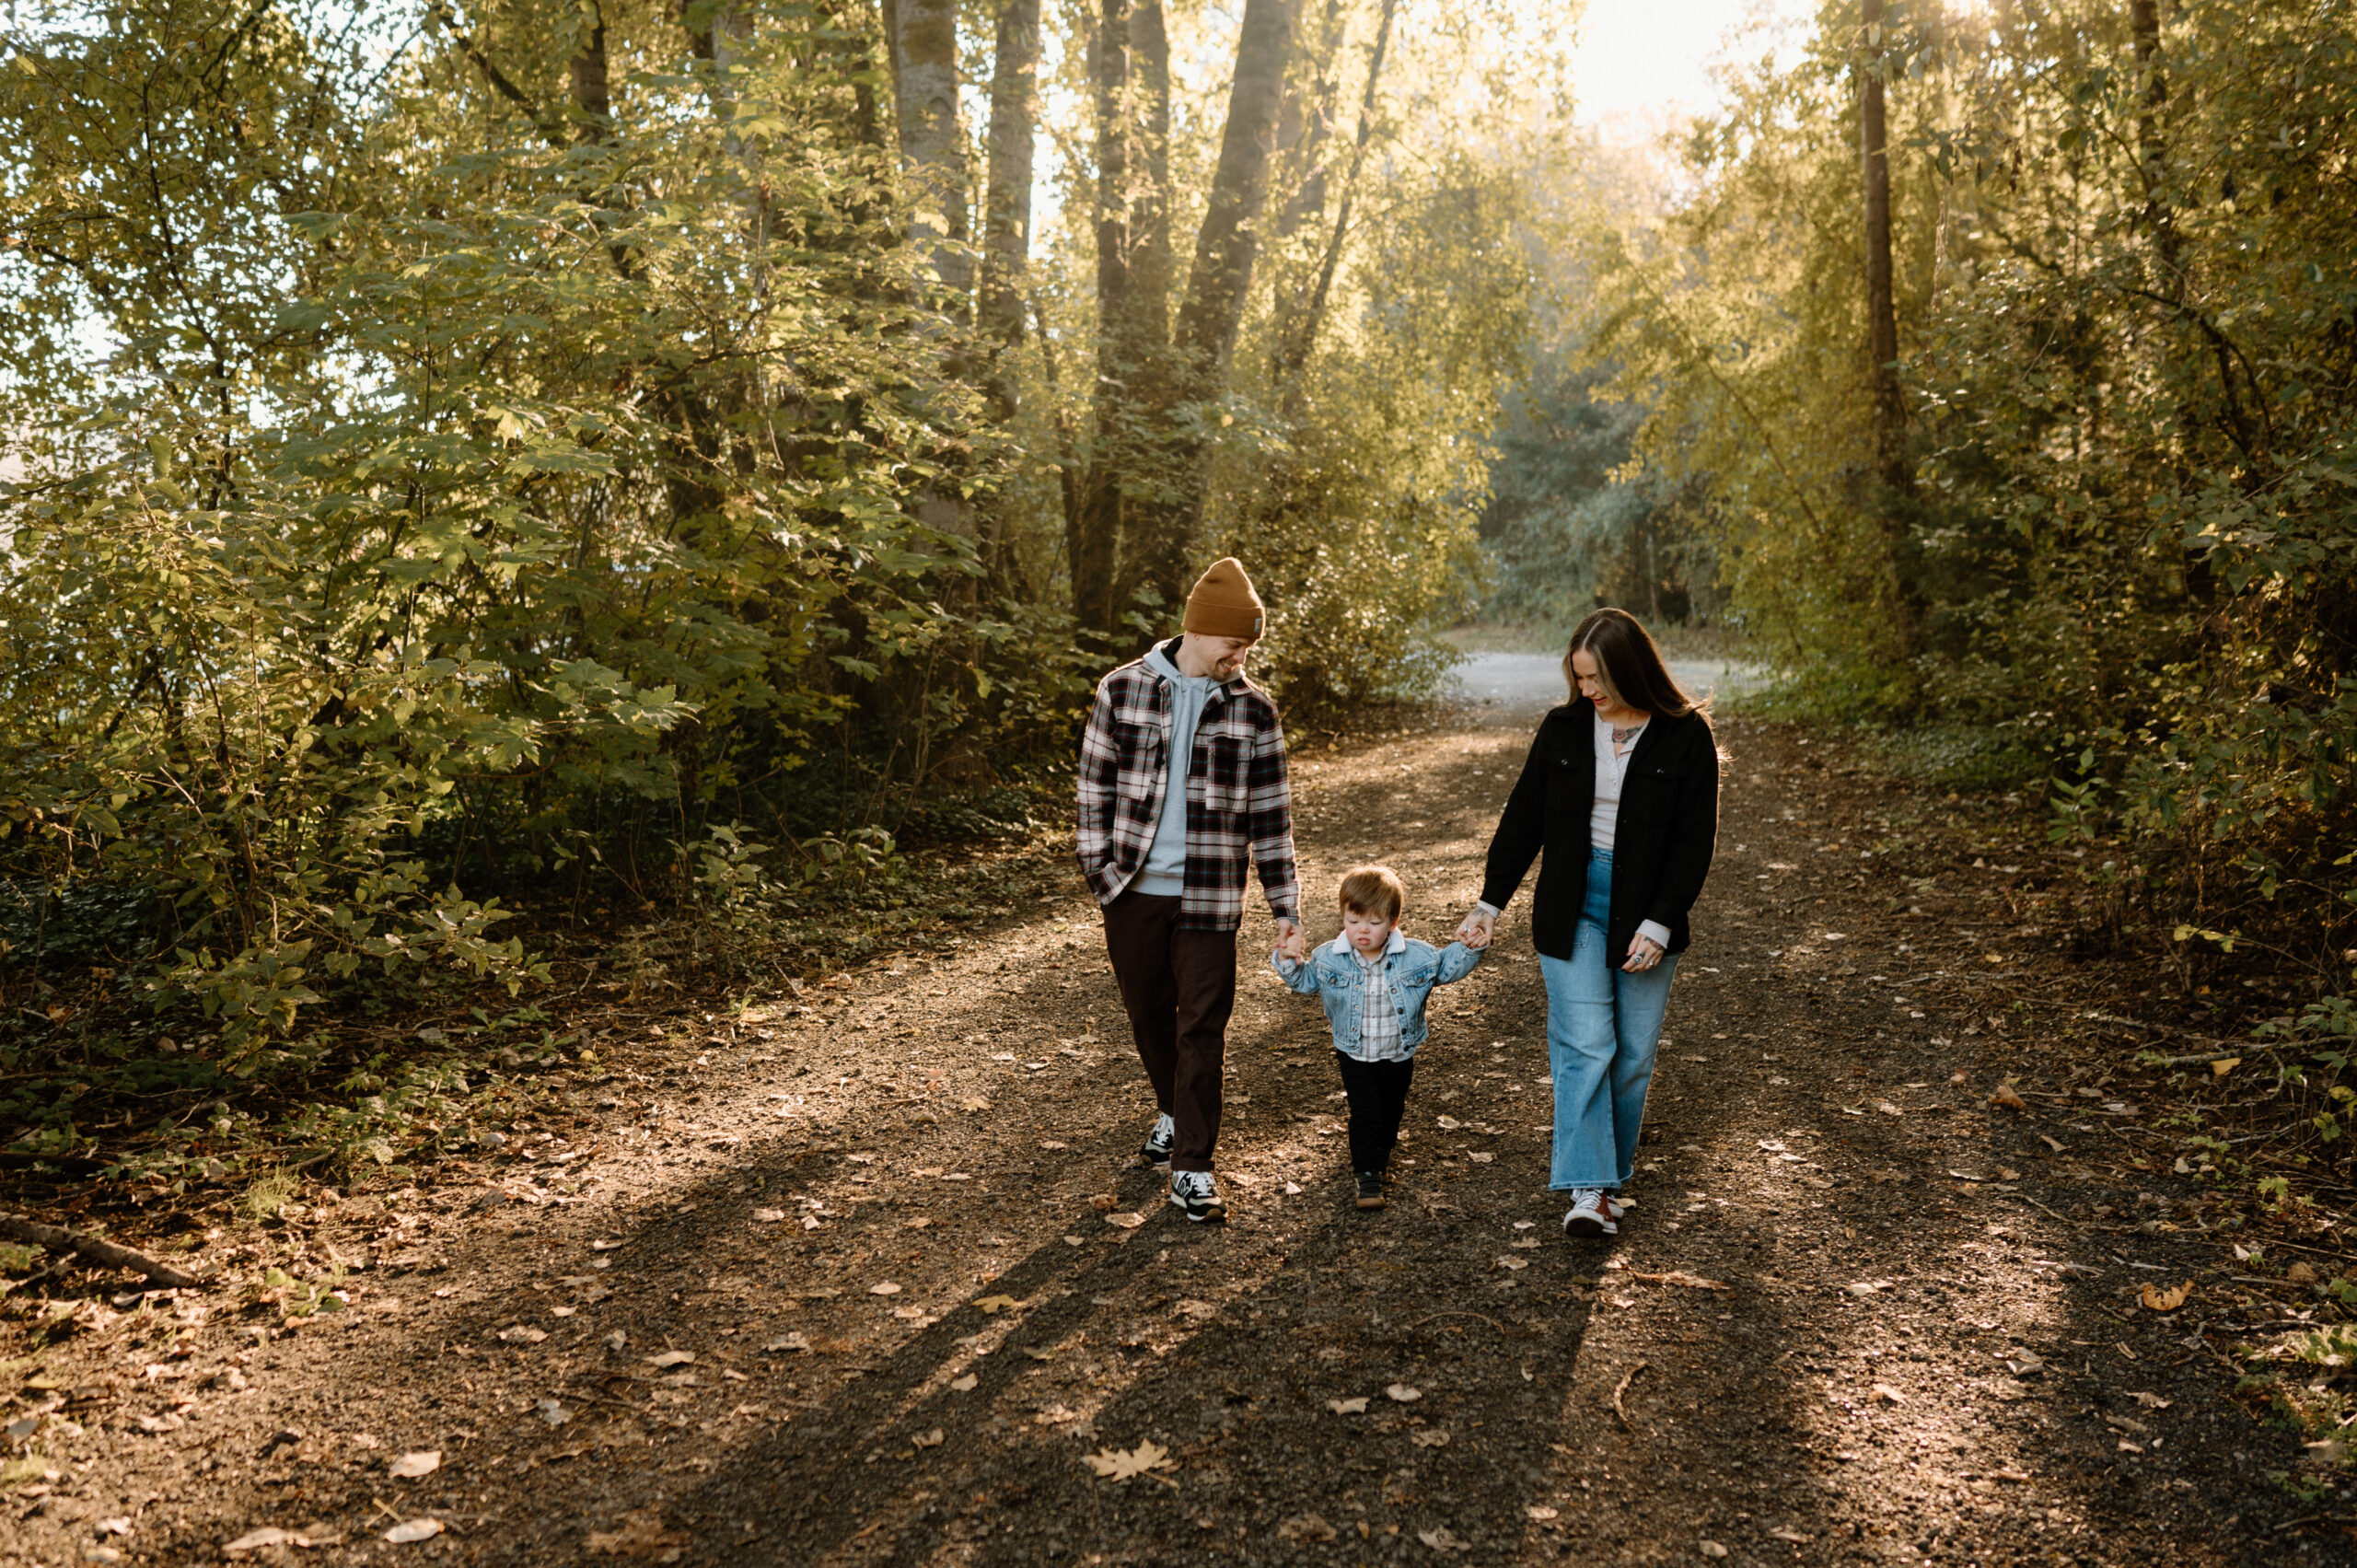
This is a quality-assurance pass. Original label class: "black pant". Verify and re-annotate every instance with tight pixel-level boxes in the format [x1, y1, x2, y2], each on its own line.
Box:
[1334, 1051, 1416, 1175]
[1101, 890, 1238, 1173]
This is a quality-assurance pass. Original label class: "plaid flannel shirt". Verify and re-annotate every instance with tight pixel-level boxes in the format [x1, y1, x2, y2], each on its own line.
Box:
[1075, 646, 1301, 931]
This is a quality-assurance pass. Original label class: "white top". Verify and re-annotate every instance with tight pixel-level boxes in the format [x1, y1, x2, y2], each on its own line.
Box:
[1591, 708, 1647, 851]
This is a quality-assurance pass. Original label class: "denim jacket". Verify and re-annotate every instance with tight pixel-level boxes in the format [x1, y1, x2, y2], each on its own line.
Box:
[1271, 930, 1483, 1061]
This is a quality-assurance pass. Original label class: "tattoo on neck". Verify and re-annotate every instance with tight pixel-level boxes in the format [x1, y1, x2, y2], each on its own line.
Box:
[1612, 722, 1644, 747]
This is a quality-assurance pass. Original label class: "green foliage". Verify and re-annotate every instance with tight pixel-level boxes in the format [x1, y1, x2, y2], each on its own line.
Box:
[1574, 0, 2356, 981]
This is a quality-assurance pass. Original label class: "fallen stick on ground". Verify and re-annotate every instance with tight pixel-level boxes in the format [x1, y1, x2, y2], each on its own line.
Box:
[1611, 1360, 1648, 1432]
[0, 1212, 201, 1290]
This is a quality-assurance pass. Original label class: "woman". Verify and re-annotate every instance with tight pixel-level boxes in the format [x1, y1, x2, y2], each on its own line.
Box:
[1457, 609, 1718, 1237]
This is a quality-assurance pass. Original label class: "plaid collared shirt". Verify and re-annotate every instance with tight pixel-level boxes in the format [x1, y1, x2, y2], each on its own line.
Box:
[1353, 948, 1403, 1061]
[1075, 645, 1301, 931]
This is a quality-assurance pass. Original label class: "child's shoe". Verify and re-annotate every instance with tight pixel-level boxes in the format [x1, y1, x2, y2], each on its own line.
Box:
[1168, 1169, 1225, 1223]
[1140, 1112, 1175, 1168]
[1354, 1170, 1387, 1210]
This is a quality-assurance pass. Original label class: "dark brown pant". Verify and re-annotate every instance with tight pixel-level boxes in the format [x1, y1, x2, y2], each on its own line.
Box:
[1100, 890, 1237, 1173]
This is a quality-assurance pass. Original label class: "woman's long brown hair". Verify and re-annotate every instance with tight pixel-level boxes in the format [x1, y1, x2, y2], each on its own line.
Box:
[1562, 608, 1702, 719]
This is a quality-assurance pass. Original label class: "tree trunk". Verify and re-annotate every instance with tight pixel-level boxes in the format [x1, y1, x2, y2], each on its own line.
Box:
[1271, 0, 1348, 248]
[1858, 0, 1904, 494]
[1129, 0, 1293, 610]
[892, 0, 970, 300]
[979, 0, 1042, 378]
[1071, 0, 1131, 633]
[979, 0, 1043, 587]
[570, 0, 611, 145]
[1271, 0, 1394, 402]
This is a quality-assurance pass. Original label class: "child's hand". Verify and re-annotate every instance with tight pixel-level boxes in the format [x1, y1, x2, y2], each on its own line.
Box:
[1275, 919, 1307, 964]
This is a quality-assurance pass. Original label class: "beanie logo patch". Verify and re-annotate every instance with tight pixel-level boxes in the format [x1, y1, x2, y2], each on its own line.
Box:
[1253, 614, 1264, 636]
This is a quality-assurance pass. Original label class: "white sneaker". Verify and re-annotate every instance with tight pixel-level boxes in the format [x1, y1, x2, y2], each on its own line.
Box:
[1562, 1189, 1618, 1237]
[1168, 1169, 1226, 1224]
[1140, 1112, 1176, 1167]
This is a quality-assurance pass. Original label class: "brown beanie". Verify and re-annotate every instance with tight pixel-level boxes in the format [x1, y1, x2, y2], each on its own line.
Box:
[1181, 557, 1266, 640]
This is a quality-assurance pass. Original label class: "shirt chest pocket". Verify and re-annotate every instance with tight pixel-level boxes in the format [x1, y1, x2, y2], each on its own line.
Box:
[1112, 720, 1166, 799]
[1197, 735, 1252, 816]
[1619, 762, 1689, 819]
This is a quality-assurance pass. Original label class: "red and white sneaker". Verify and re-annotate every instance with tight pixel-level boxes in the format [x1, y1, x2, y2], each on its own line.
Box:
[1562, 1189, 1619, 1237]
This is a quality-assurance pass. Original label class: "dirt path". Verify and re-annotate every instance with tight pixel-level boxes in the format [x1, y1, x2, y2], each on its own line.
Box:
[4, 701, 2342, 1568]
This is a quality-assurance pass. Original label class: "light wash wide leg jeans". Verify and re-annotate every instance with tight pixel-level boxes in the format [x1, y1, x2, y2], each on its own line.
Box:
[1541, 847, 1679, 1191]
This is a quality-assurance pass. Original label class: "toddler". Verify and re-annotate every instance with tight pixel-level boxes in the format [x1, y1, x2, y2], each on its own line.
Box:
[1271, 865, 1482, 1208]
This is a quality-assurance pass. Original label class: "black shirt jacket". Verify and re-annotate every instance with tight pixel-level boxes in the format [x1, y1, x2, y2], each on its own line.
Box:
[1478, 705, 1719, 961]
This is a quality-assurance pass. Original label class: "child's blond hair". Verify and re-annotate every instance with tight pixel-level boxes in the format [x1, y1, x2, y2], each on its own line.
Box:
[1338, 864, 1406, 923]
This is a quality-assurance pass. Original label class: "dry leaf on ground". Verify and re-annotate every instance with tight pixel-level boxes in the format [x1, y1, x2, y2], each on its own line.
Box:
[1328, 1397, 1368, 1414]
[751, 1208, 785, 1223]
[1083, 1440, 1174, 1481]
[1528, 1505, 1560, 1522]
[388, 1450, 440, 1479]
[1871, 1383, 1907, 1404]
[1990, 1083, 2029, 1111]
[382, 1518, 444, 1544]
[1411, 1428, 1451, 1447]
[225, 1529, 339, 1555]
[1106, 1212, 1147, 1229]
[585, 1506, 690, 1561]
[2141, 1280, 2191, 1311]
[1632, 1270, 1730, 1291]
[646, 1351, 695, 1368]
[1277, 1514, 1337, 1542]
[869, 1282, 901, 1295]
[972, 1295, 1023, 1313]
[1385, 1383, 1422, 1402]
[1418, 1527, 1468, 1552]
[1700, 1542, 1730, 1560]
[950, 1374, 979, 1392]
[911, 1428, 944, 1448]
[762, 1333, 810, 1353]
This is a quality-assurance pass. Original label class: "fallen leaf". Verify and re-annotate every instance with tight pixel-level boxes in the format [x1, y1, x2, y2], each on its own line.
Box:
[762, 1333, 810, 1353]
[2140, 1280, 2191, 1311]
[751, 1209, 785, 1224]
[1871, 1383, 1907, 1404]
[1277, 1514, 1337, 1542]
[1106, 1212, 1147, 1229]
[224, 1529, 294, 1554]
[1385, 1383, 1422, 1403]
[1700, 1544, 1729, 1561]
[1418, 1526, 1468, 1552]
[497, 1325, 548, 1344]
[1328, 1397, 1368, 1414]
[911, 1428, 944, 1448]
[1631, 1270, 1729, 1291]
[1990, 1083, 2029, 1111]
[958, 1097, 991, 1112]
[1528, 1505, 1561, 1522]
[382, 1518, 444, 1544]
[1435, 1116, 1463, 1131]
[869, 1282, 901, 1296]
[2209, 1057, 2241, 1077]
[591, 1239, 625, 1251]
[1875, 1101, 1903, 1117]
[538, 1399, 570, 1427]
[1985, 1376, 2032, 1400]
[1084, 1440, 1174, 1481]
[646, 1351, 695, 1369]
[950, 1374, 979, 1392]
[1495, 1256, 1528, 1272]
[96, 1516, 133, 1538]
[1089, 1194, 1118, 1212]
[585, 1505, 690, 1559]
[388, 1450, 440, 1479]
[1843, 1281, 1891, 1298]
[2003, 1352, 2047, 1376]
[2128, 1391, 2172, 1409]
[2287, 1261, 2319, 1286]
[1411, 1428, 1451, 1447]
[1769, 1527, 1813, 1543]
[2038, 1133, 2065, 1152]
[972, 1295, 1023, 1314]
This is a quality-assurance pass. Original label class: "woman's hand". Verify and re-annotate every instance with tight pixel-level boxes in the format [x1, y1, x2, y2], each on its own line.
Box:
[1457, 907, 1495, 949]
[1621, 934, 1665, 972]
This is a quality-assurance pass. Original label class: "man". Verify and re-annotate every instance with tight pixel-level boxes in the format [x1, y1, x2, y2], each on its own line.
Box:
[1076, 559, 1304, 1222]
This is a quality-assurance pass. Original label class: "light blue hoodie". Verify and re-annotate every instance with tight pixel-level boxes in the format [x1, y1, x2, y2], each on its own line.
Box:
[1132, 641, 1221, 897]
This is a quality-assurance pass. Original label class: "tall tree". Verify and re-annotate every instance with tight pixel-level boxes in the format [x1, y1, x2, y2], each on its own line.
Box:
[1132, 0, 1295, 611]
[1072, 0, 1133, 631]
[979, 0, 1044, 401]
[1858, 0, 1903, 494]
[892, 0, 970, 298]
[1271, 0, 1397, 402]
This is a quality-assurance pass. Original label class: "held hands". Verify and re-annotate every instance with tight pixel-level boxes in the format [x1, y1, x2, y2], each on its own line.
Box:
[1273, 917, 1307, 965]
[1455, 907, 1495, 950]
[1622, 935, 1666, 972]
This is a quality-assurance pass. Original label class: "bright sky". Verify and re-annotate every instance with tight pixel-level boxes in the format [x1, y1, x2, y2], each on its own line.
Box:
[1567, 0, 1812, 130]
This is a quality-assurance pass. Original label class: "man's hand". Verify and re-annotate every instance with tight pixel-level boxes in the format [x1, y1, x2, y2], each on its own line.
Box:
[1457, 907, 1495, 949]
[1274, 917, 1306, 964]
